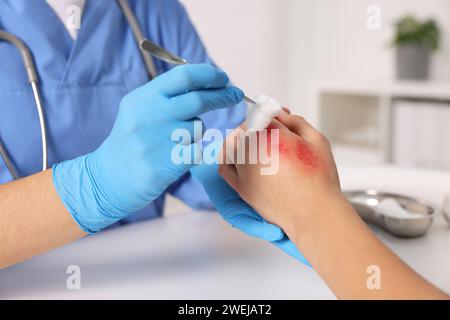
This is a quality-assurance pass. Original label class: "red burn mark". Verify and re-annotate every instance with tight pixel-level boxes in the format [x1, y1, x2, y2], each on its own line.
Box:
[278, 141, 288, 154]
[266, 126, 273, 146]
[264, 125, 282, 155]
[261, 125, 289, 156]
[296, 139, 319, 168]
[266, 124, 277, 142]
[259, 125, 295, 158]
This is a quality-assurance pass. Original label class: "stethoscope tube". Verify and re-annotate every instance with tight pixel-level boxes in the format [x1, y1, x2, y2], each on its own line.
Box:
[0, 138, 18, 180]
[117, 0, 158, 80]
[0, 30, 48, 179]
[30, 81, 48, 172]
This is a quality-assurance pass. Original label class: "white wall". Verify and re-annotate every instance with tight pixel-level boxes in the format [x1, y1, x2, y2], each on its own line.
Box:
[181, 0, 450, 116]
[306, 0, 450, 81]
[180, 0, 288, 102]
[286, 0, 450, 117]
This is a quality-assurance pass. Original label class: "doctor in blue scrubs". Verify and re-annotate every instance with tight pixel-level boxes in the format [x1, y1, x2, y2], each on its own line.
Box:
[0, 0, 304, 268]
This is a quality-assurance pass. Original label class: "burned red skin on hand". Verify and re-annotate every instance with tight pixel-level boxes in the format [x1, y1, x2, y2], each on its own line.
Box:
[261, 126, 318, 168]
[295, 139, 319, 169]
[266, 124, 277, 142]
[263, 127, 300, 159]
[264, 126, 319, 169]
[278, 141, 288, 154]
[264, 125, 283, 155]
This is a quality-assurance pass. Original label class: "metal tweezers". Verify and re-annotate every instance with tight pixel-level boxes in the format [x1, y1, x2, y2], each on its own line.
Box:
[140, 39, 258, 105]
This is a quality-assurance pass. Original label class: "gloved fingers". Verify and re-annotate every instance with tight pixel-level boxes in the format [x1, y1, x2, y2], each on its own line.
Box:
[227, 214, 285, 242]
[272, 237, 311, 267]
[191, 163, 240, 204]
[169, 118, 205, 145]
[189, 117, 206, 143]
[171, 141, 203, 174]
[151, 64, 231, 97]
[168, 86, 244, 120]
[220, 198, 262, 220]
[191, 163, 285, 242]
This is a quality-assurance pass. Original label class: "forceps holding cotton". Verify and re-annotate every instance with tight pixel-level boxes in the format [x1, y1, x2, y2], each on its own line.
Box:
[140, 39, 283, 131]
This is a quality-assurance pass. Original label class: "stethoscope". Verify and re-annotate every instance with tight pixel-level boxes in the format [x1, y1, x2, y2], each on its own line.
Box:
[0, 0, 157, 180]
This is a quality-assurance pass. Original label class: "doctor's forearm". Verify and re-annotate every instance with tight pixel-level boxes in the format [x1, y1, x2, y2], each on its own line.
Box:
[0, 170, 86, 269]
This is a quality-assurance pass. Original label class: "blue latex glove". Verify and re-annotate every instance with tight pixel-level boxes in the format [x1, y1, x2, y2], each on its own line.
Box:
[191, 163, 310, 266]
[53, 64, 244, 234]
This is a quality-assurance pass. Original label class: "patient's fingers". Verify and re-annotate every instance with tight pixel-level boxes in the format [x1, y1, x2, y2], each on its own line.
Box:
[221, 125, 245, 165]
[276, 111, 318, 141]
[220, 118, 295, 176]
[219, 163, 239, 190]
[265, 118, 288, 130]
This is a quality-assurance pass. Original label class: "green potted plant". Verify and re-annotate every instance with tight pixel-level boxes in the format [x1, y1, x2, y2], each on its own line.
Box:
[393, 15, 441, 80]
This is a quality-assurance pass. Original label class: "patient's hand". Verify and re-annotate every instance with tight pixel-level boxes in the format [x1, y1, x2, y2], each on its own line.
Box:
[220, 112, 450, 300]
[218, 111, 342, 239]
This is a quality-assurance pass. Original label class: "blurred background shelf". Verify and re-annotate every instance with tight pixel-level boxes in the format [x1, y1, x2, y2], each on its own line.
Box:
[315, 80, 450, 100]
[332, 143, 384, 167]
[312, 80, 450, 168]
[171, 0, 450, 215]
[181, 0, 450, 174]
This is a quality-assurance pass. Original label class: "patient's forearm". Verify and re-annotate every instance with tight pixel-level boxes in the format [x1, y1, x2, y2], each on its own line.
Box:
[0, 170, 85, 269]
[288, 195, 449, 300]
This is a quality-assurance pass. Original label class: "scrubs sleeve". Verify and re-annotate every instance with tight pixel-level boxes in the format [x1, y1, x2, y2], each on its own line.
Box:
[165, 1, 246, 210]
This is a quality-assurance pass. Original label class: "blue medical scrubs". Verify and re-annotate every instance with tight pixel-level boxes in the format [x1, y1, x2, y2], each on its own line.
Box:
[0, 0, 245, 224]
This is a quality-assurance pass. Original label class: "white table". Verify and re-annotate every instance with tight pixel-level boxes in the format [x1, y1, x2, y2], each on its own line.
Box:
[1, 166, 450, 299]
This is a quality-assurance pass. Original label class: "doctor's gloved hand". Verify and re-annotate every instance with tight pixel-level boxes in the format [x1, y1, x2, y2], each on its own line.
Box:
[191, 163, 310, 265]
[52, 64, 244, 234]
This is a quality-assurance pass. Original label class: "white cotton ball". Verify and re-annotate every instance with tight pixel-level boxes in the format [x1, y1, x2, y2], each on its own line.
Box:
[245, 94, 282, 131]
[256, 94, 283, 118]
[246, 105, 272, 131]
[377, 198, 423, 220]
